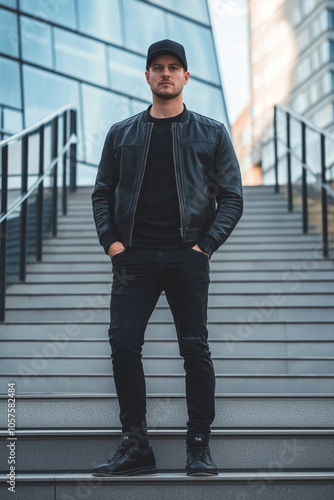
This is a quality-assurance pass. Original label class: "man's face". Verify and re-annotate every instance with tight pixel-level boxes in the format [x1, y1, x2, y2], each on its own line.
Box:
[145, 55, 190, 100]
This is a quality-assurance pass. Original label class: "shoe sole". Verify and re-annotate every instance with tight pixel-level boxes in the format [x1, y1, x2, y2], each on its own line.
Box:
[186, 471, 218, 476]
[92, 466, 159, 477]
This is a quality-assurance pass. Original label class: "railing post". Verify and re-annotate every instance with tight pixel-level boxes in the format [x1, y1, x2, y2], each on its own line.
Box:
[37, 125, 44, 261]
[274, 106, 279, 193]
[52, 116, 58, 237]
[0, 145, 8, 321]
[62, 110, 67, 216]
[301, 122, 308, 234]
[286, 112, 292, 212]
[20, 134, 28, 281]
[320, 133, 328, 257]
[69, 109, 77, 192]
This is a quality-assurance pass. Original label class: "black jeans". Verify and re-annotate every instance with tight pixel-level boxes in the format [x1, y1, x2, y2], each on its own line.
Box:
[108, 246, 215, 438]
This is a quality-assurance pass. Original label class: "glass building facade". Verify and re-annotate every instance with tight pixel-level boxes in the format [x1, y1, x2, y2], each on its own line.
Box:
[249, 0, 334, 178]
[0, 0, 229, 184]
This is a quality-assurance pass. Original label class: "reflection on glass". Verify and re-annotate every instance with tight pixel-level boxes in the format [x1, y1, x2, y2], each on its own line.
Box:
[78, 0, 122, 44]
[54, 28, 107, 86]
[0, 8, 18, 57]
[123, 0, 166, 53]
[148, 0, 209, 25]
[7, 141, 21, 198]
[43, 124, 52, 188]
[20, 0, 76, 29]
[77, 162, 99, 186]
[23, 64, 80, 125]
[167, 14, 220, 84]
[27, 133, 39, 191]
[0, 57, 21, 108]
[82, 84, 132, 164]
[4, 108, 22, 133]
[108, 47, 150, 102]
[290, 118, 302, 183]
[306, 127, 321, 176]
[21, 16, 53, 68]
[132, 99, 147, 115]
[0, 0, 16, 6]
[183, 79, 227, 124]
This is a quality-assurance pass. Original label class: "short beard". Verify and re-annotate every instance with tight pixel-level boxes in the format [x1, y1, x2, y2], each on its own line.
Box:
[151, 87, 183, 100]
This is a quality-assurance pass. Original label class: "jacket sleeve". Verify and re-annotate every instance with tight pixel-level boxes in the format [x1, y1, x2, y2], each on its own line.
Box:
[91, 128, 119, 254]
[197, 124, 243, 257]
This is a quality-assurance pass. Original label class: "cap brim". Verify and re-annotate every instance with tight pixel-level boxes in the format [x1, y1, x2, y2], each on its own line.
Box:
[147, 49, 186, 69]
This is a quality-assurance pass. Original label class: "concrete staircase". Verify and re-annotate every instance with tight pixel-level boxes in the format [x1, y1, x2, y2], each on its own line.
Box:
[0, 185, 334, 499]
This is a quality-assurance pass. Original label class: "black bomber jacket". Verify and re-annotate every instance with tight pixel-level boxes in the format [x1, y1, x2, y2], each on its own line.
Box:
[92, 105, 243, 259]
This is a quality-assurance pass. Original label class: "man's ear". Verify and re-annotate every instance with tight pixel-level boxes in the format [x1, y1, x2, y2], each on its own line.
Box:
[145, 70, 150, 84]
[184, 71, 190, 85]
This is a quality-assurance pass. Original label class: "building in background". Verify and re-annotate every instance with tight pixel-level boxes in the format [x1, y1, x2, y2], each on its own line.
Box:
[232, 101, 262, 185]
[248, 0, 334, 171]
[0, 0, 229, 184]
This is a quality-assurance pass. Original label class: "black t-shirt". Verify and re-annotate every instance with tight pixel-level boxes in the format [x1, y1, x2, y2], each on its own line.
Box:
[132, 106, 195, 249]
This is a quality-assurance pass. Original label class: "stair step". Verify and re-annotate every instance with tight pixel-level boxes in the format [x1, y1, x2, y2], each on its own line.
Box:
[54, 228, 316, 237]
[1, 428, 333, 473]
[1, 374, 334, 393]
[18, 250, 326, 262]
[0, 322, 332, 341]
[1, 339, 334, 356]
[1, 393, 332, 428]
[36, 242, 324, 252]
[7, 281, 334, 294]
[21, 270, 334, 282]
[54, 214, 305, 225]
[1, 471, 334, 500]
[43, 234, 321, 245]
[2, 355, 334, 375]
[24, 259, 334, 271]
[5, 293, 334, 309]
[4, 306, 334, 322]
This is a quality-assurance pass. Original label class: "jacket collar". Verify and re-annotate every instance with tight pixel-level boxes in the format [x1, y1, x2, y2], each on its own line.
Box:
[142, 104, 189, 123]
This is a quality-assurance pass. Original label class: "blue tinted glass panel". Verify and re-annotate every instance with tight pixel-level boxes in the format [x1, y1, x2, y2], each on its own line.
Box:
[0, 8, 19, 57]
[108, 47, 150, 102]
[149, 0, 210, 25]
[4, 108, 22, 133]
[78, 0, 122, 44]
[20, 0, 76, 29]
[167, 14, 220, 84]
[23, 65, 85, 163]
[54, 28, 107, 86]
[77, 162, 99, 186]
[131, 99, 147, 115]
[21, 16, 52, 68]
[0, 0, 16, 6]
[0, 57, 21, 108]
[183, 79, 227, 124]
[23, 65, 80, 125]
[82, 84, 132, 164]
[123, 0, 167, 54]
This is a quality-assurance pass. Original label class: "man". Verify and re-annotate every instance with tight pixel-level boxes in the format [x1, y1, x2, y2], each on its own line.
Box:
[91, 39, 243, 477]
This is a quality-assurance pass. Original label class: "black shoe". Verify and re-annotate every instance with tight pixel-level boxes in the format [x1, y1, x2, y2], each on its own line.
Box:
[185, 434, 218, 476]
[92, 432, 159, 476]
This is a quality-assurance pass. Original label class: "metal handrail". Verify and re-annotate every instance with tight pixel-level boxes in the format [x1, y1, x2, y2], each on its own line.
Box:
[276, 104, 334, 143]
[275, 136, 334, 198]
[0, 105, 78, 321]
[269, 104, 333, 257]
[0, 134, 77, 224]
[0, 103, 76, 148]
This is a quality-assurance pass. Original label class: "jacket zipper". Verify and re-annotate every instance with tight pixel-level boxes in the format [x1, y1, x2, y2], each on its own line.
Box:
[128, 123, 154, 246]
[172, 123, 185, 239]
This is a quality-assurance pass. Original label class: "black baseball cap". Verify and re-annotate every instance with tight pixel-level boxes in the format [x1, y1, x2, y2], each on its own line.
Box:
[146, 39, 188, 71]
